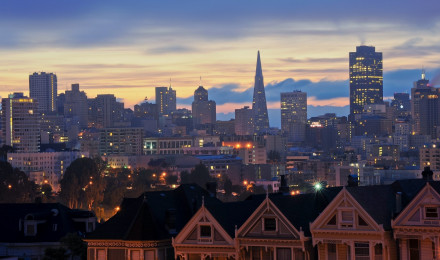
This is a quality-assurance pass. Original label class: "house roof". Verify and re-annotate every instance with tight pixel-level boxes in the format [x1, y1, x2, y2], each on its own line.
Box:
[205, 200, 261, 237]
[0, 203, 95, 243]
[87, 184, 221, 240]
[345, 185, 397, 230]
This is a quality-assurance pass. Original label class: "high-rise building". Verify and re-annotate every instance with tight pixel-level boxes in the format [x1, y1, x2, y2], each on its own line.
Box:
[88, 94, 124, 128]
[411, 72, 440, 138]
[29, 72, 57, 113]
[391, 93, 411, 118]
[349, 46, 383, 115]
[156, 86, 176, 116]
[252, 51, 270, 134]
[64, 84, 88, 128]
[192, 86, 216, 128]
[235, 106, 253, 136]
[281, 90, 307, 143]
[1, 93, 40, 153]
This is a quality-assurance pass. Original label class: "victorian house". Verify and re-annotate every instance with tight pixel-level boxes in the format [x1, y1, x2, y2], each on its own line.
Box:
[392, 181, 440, 259]
[310, 185, 399, 259]
[86, 184, 220, 260]
[173, 200, 260, 260]
[0, 203, 96, 260]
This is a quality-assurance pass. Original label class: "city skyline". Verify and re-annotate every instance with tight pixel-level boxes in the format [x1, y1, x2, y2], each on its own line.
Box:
[0, 1, 440, 122]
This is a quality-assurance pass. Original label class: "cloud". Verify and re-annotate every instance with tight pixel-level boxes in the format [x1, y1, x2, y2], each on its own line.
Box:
[146, 46, 196, 55]
[279, 57, 347, 64]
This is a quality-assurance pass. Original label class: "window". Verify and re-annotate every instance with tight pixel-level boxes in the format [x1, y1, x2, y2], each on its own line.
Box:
[26, 224, 35, 236]
[200, 225, 211, 237]
[144, 250, 155, 260]
[263, 218, 276, 231]
[409, 239, 420, 260]
[374, 244, 383, 260]
[425, 207, 438, 219]
[354, 243, 369, 260]
[327, 244, 336, 260]
[340, 210, 353, 228]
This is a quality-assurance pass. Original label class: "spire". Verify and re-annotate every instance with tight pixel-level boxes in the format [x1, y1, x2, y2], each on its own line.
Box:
[252, 50, 269, 134]
[256, 50, 262, 77]
[422, 67, 426, 80]
[169, 78, 172, 89]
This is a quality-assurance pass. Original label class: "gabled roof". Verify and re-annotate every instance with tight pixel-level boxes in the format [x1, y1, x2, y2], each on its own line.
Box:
[87, 184, 221, 240]
[245, 187, 342, 237]
[205, 200, 261, 237]
[0, 203, 95, 243]
[270, 187, 342, 236]
[345, 185, 396, 230]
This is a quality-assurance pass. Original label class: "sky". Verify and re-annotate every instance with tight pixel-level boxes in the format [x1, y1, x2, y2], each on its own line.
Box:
[1, 0, 440, 127]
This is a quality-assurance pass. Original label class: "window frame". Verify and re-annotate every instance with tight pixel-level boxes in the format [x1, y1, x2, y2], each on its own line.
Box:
[424, 206, 439, 219]
[262, 217, 277, 232]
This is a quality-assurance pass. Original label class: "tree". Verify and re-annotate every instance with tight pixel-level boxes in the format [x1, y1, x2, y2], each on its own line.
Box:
[0, 161, 37, 203]
[59, 158, 105, 210]
[41, 184, 53, 201]
[223, 178, 233, 197]
[61, 233, 87, 260]
[180, 171, 191, 184]
[191, 163, 212, 188]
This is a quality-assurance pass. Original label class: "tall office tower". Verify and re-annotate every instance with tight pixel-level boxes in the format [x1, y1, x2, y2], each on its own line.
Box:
[156, 86, 176, 116]
[252, 51, 270, 134]
[281, 90, 307, 143]
[64, 84, 88, 128]
[91, 94, 124, 128]
[411, 72, 440, 138]
[235, 106, 254, 135]
[349, 46, 383, 115]
[391, 93, 411, 118]
[29, 72, 57, 113]
[192, 86, 216, 128]
[1, 93, 40, 153]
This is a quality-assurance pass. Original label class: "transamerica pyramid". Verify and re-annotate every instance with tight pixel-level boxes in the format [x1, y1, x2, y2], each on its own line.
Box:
[252, 51, 270, 134]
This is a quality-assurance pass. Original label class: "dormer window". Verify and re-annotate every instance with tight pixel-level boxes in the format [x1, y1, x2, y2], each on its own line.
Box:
[26, 224, 36, 236]
[200, 225, 211, 237]
[198, 224, 213, 243]
[263, 218, 277, 231]
[425, 207, 439, 219]
[339, 210, 353, 228]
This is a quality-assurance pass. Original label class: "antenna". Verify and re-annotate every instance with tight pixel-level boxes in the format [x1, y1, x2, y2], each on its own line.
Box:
[199, 76, 202, 86]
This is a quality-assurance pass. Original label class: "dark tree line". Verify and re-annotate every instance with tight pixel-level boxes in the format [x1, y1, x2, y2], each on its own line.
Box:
[0, 161, 38, 203]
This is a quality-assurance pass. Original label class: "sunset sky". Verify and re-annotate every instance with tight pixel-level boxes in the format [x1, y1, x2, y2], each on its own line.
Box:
[1, 0, 440, 126]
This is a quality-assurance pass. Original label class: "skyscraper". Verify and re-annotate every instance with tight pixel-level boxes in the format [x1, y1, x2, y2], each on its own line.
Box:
[64, 84, 88, 128]
[252, 51, 269, 134]
[235, 106, 253, 136]
[1, 93, 40, 153]
[281, 90, 307, 142]
[192, 86, 216, 128]
[349, 46, 383, 115]
[411, 71, 440, 138]
[29, 72, 57, 113]
[156, 86, 176, 116]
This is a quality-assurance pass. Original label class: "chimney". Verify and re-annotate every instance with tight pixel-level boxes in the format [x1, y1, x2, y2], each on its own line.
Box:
[395, 192, 402, 213]
[422, 166, 434, 181]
